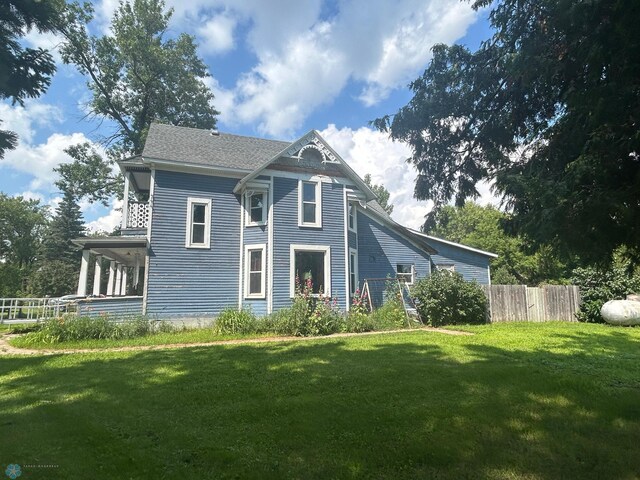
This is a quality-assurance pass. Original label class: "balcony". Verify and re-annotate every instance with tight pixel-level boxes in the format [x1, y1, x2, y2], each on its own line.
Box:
[125, 201, 150, 229]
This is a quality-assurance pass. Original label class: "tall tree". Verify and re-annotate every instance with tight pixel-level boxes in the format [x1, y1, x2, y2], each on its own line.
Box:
[427, 202, 569, 285]
[364, 174, 394, 215]
[0, 0, 63, 158]
[41, 190, 85, 263]
[0, 194, 48, 295]
[55, 0, 219, 204]
[374, 0, 640, 264]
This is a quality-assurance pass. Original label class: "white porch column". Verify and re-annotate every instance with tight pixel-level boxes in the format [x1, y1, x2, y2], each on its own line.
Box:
[120, 267, 128, 296]
[133, 255, 140, 287]
[92, 255, 102, 296]
[115, 264, 123, 296]
[106, 261, 116, 296]
[122, 171, 131, 229]
[77, 250, 91, 296]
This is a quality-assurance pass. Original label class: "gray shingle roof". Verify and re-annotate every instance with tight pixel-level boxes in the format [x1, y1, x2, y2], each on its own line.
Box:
[142, 123, 291, 171]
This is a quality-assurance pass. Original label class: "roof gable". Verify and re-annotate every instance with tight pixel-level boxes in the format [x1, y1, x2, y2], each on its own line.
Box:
[233, 130, 377, 200]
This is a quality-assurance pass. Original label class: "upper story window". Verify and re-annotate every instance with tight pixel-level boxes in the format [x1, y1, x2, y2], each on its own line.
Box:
[397, 263, 414, 285]
[185, 197, 211, 248]
[348, 202, 357, 232]
[246, 191, 267, 226]
[299, 180, 322, 227]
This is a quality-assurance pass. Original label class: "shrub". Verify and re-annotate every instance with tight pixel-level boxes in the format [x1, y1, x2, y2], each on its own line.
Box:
[23, 315, 168, 344]
[214, 308, 258, 334]
[411, 271, 488, 326]
[572, 266, 640, 323]
[370, 298, 406, 330]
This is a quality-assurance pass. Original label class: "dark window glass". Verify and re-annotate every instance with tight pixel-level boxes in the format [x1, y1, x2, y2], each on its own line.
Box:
[250, 250, 262, 271]
[192, 224, 205, 244]
[303, 203, 316, 223]
[249, 193, 264, 223]
[295, 251, 325, 294]
[192, 204, 205, 224]
[249, 273, 261, 294]
[303, 182, 316, 202]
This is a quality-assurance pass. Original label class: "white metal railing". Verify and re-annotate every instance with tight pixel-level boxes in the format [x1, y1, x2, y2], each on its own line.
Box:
[126, 201, 150, 229]
[0, 298, 77, 323]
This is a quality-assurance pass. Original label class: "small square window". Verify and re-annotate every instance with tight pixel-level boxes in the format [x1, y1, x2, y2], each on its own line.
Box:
[397, 263, 414, 284]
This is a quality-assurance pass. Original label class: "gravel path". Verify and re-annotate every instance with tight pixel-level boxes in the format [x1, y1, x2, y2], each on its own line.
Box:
[0, 326, 472, 356]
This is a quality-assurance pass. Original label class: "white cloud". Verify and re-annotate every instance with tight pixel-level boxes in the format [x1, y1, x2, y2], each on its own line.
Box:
[320, 124, 433, 230]
[89, 0, 479, 136]
[197, 13, 237, 54]
[0, 101, 96, 193]
[210, 0, 477, 136]
[320, 124, 503, 230]
[86, 199, 122, 233]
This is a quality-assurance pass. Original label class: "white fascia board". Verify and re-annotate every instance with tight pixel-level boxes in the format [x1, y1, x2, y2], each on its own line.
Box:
[141, 156, 249, 178]
[411, 230, 499, 258]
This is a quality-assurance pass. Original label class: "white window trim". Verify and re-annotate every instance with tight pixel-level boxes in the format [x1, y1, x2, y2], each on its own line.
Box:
[397, 263, 415, 285]
[289, 244, 331, 297]
[349, 247, 358, 296]
[185, 197, 211, 249]
[298, 180, 322, 228]
[245, 190, 267, 226]
[244, 243, 266, 299]
[437, 263, 456, 273]
[348, 202, 357, 233]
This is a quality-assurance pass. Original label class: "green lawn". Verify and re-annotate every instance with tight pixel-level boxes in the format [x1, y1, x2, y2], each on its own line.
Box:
[1, 322, 639, 479]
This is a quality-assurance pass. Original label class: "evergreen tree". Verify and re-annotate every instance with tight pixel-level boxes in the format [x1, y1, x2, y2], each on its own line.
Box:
[31, 191, 85, 296]
[42, 190, 85, 262]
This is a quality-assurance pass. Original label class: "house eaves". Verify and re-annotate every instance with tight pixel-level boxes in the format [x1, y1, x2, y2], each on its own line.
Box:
[411, 230, 499, 258]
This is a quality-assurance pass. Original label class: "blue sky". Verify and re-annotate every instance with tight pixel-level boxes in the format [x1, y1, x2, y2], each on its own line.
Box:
[0, 0, 494, 231]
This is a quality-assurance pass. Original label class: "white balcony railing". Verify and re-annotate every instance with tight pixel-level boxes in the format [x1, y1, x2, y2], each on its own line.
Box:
[126, 201, 150, 229]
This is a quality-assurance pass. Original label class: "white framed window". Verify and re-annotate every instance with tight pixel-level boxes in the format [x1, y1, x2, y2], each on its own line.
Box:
[396, 263, 414, 285]
[245, 191, 267, 226]
[349, 248, 358, 296]
[298, 180, 322, 227]
[437, 263, 456, 272]
[185, 197, 211, 248]
[290, 244, 331, 297]
[348, 202, 357, 233]
[244, 244, 266, 298]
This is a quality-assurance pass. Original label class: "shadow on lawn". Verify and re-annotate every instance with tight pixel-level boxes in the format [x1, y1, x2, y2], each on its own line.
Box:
[0, 331, 639, 479]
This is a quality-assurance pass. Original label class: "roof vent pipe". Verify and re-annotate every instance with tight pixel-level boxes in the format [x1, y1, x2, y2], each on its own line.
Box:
[210, 129, 219, 136]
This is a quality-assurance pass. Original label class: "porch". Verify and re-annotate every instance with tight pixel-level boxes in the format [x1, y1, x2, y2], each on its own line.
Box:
[72, 237, 148, 299]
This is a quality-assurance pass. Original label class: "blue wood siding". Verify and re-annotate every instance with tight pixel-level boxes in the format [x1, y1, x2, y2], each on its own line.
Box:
[272, 178, 347, 310]
[348, 230, 357, 250]
[243, 223, 268, 316]
[427, 237, 491, 284]
[146, 171, 240, 318]
[357, 212, 431, 284]
[77, 297, 143, 318]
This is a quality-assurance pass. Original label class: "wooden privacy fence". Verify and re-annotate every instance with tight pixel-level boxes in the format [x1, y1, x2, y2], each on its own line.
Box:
[481, 285, 581, 323]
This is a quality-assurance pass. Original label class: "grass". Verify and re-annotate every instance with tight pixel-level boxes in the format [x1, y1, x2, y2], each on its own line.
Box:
[1, 322, 639, 479]
[8, 326, 271, 350]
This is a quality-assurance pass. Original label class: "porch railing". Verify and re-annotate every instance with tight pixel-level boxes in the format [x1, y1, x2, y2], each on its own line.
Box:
[126, 201, 150, 229]
[0, 298, 78, 323]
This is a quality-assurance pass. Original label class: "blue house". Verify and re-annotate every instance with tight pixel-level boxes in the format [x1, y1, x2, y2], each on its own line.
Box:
[73, 124, 497, 318]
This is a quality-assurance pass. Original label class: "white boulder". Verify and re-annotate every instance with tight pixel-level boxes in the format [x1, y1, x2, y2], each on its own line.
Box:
[601, 300, 640, 326]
